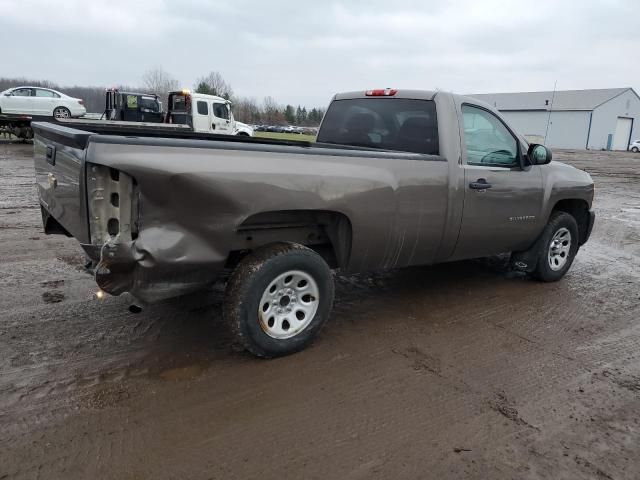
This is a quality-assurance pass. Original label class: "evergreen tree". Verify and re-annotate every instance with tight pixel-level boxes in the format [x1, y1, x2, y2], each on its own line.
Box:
[284, 104, 296, 124]
[195, 81, 213, 95]
[308, 108, 319, 124]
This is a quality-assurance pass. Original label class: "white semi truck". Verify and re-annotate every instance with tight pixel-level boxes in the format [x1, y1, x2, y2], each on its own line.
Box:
[166, 90, 253, 136]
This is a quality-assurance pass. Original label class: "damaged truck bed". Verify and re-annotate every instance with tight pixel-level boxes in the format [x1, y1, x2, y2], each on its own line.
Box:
[32, 89, 595, 357]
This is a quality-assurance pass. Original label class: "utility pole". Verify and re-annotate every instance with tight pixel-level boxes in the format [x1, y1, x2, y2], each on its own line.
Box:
[544, 80, 557, 144]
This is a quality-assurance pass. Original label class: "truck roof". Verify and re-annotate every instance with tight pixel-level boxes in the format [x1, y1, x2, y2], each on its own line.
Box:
[333, 89, 438, 101]
[170, 90, 230, 103]
[332, 89, 505, 117]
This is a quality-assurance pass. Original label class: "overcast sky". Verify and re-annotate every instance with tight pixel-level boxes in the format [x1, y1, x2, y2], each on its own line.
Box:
[1, 0, 637, 107]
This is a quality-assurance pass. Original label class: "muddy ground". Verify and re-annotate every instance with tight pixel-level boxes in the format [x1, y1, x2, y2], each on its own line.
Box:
[0, 141, 639, 479]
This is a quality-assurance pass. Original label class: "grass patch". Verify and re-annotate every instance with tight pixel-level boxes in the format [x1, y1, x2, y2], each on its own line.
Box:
[255, 132, 316, 142]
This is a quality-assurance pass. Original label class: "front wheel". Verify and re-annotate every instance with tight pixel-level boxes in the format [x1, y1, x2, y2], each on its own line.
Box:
[53, 107, 71, 119]
[531, 212, 579, 282]
[223, 242, 334, 358]
[632, 147, 639, 153]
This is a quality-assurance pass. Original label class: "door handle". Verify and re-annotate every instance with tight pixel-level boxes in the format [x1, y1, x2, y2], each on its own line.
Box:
[211, 124, 215, 130]
[469, 178, 492, 190]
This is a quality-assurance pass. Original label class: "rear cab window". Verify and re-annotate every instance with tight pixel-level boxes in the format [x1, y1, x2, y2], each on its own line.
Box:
[168, 93, 191, 126]
[170, 94, 188, 112]
[140, 96, 160, 112]
[317, 98, 439, 155]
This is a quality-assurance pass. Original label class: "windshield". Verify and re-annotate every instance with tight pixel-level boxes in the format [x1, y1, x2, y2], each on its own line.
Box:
[317, 98, 439, 155]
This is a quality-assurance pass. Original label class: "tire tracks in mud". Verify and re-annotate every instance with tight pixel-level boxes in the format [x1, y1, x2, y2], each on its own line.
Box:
[390, 343, 542, 432]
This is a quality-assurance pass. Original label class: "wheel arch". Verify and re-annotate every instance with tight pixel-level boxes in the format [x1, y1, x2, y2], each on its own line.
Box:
[227, 209, 353, 270]
[551, 198, 590, 245]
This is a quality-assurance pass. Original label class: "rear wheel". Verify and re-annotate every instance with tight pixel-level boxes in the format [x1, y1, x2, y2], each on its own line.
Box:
[531, 212, 579, 282]
[53, 107, 71, 119]
[632, 147, 639, 153]
[224, 242, 334, 358]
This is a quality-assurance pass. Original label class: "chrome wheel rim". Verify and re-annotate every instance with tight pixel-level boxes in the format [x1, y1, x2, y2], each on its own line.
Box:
[548, 227, 571, 271]
[54, 108, 69, 118]
[258, 270, 319, 339]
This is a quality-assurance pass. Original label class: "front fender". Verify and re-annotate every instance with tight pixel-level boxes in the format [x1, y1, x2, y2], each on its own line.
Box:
[540, 161, 594, 221]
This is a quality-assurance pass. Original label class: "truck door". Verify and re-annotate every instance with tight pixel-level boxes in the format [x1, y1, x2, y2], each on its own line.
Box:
[212, 102, 233, 134]
[192, 100, 210, 132]
[453, 104, 544, 259]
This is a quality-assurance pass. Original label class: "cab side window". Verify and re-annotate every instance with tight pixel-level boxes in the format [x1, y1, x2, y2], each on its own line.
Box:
[462, 105, 518, 167]
[212, 102, 229, 120]
[196, 101, 208, 115]
[35, 89, 56, 98]
[13, 88, 33, 97]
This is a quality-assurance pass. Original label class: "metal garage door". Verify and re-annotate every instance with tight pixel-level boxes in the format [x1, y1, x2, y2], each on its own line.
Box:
[612, 117, 632, 150]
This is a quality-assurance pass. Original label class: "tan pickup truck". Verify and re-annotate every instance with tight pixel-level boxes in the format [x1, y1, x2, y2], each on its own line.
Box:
[32, 88, 595, 357]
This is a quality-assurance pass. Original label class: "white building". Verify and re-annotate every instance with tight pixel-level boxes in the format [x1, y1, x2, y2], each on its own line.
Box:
[471, 88, 640, 150]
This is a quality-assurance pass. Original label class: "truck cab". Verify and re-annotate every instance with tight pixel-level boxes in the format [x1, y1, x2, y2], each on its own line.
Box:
[166, 90, 253, 136]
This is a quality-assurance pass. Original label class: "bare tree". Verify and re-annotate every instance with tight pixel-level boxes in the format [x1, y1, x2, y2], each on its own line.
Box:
[232, 96, 261, 124]
[194, 71, 234, 99]
[141, 67, 179, 107]
[262, 96, 285, 124]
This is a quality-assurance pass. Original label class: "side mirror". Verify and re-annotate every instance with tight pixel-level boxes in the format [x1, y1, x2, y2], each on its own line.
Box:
[528, 144, 552, 165]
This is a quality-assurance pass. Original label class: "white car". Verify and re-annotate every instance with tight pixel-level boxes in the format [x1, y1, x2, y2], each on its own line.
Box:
[630, 139, 640, 153]
[0, 86, 86, 118]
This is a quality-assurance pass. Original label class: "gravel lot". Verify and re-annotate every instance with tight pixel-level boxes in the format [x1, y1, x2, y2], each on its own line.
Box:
[1, 141, 639, 479]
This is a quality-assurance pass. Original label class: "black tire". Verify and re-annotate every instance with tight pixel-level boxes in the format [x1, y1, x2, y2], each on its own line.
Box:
[531, 211, 579, 282]
[224, 242, 334, 358]
[632, 147, 639, 153]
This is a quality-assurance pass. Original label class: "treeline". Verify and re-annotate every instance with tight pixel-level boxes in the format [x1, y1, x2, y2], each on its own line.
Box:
[0, 69, 325, 126]
[232, 96, 325, 126]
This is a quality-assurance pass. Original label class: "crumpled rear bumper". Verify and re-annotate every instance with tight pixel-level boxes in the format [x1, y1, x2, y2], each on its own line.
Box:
[81, 236, 226, 303]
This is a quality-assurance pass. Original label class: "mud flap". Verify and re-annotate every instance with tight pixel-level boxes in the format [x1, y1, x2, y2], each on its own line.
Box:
[510, 236, 545, 273]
